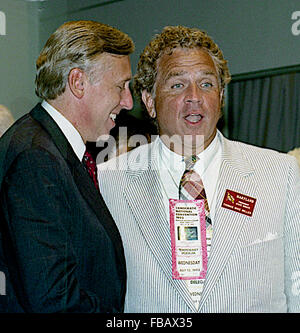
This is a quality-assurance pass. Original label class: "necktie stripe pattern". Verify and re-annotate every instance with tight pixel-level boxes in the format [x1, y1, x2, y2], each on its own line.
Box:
[179, 156, 211, 219]
[180, 170, 210, 212]
[83, 150, 99, 191]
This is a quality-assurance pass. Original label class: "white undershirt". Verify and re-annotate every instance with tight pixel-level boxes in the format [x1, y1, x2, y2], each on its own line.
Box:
[41, 100, 86, 161]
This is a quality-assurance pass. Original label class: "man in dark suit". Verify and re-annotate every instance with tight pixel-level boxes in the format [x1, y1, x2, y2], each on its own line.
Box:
[0, 20, 134, 313]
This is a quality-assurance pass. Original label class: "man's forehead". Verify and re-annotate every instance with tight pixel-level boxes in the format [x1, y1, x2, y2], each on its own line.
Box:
[158, 47, 214, 67]
[157, 49, 217, 81]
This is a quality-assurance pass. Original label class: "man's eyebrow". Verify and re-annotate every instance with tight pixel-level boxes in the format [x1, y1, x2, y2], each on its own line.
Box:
[165, 70, 187, 82]
[200, 70, 217, 77]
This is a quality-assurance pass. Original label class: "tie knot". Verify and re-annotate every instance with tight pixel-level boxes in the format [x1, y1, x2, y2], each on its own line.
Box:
[184, 155, 199, 171]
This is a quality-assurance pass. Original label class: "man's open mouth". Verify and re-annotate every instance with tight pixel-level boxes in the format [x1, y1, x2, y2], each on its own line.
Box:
[184, 114, 203, 123]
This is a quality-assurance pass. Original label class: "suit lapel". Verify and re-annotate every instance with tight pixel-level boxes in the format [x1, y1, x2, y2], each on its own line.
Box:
[123, 144, 196, 311]
[30, 104, 126, 273]
[198, 136, 258, 311]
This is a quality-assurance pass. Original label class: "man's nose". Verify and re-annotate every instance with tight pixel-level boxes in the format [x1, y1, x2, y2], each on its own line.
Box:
[184, 83, 203, 104]
[120, 86, 133, 110]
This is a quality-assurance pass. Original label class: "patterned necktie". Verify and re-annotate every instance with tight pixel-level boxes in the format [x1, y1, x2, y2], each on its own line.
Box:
[179, 155, 211, 225]
[82, 150, 99, 192]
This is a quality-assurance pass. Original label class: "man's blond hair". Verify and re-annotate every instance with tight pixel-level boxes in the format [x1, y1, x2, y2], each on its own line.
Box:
[35, 20, 134, 100]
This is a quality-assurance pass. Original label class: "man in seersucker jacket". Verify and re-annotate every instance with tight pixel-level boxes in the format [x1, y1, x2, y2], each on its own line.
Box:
[98, 25, 300, 313]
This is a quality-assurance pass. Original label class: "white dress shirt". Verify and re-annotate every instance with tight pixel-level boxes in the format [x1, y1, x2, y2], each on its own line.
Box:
[41, 100, 86, 161]
[156, 131, 223, 222]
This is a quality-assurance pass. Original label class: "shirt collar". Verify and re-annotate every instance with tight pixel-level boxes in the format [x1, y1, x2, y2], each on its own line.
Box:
[157, 136, 185, 173]
[41, 100, 86, 161]
[157, 132, 220, 179]
[193, 132, 220, 175]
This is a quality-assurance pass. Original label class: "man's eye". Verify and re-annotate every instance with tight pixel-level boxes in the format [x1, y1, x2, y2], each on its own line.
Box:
[201, 82, 213, 88]
[171, 83, 183, 89]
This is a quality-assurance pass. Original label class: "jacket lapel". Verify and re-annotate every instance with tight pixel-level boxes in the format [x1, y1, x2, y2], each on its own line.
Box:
[30, 104, 126, 275]
[198, 136, 258, 311]
[123, 143, 196, 311]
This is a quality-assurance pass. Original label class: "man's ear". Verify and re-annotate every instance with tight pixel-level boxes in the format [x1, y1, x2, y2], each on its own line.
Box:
[68, 68, 85, 99]
[142, 90, 156, 118]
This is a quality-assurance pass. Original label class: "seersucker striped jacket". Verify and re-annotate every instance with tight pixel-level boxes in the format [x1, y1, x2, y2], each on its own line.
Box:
[98, 133, 300, 313]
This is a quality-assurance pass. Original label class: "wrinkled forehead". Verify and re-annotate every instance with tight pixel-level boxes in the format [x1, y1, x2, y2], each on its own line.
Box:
[156, 47, 219, 81]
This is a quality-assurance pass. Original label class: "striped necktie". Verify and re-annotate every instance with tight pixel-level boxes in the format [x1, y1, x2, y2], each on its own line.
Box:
[179, 155, 211, 225]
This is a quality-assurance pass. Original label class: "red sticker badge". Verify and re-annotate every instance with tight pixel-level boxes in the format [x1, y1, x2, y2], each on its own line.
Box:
[221, 189, 256, 217]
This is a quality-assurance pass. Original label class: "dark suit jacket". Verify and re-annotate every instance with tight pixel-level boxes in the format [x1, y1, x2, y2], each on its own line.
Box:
[0, 103, 126, 313]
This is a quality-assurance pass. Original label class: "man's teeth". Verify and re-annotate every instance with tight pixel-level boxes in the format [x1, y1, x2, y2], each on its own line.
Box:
[185, 114, 202, 123]
[109, 113, 117, 121]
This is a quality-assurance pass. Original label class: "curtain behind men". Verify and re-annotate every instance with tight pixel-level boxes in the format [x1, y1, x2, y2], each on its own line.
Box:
[227, 69, 300, 153]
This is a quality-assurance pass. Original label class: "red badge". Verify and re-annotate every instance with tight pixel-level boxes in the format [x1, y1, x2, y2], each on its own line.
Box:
[221, 189, 256, 217]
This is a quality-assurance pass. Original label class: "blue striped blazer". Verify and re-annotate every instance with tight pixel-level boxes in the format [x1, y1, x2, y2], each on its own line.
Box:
[98, 133, 300, 313]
